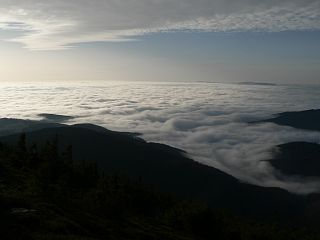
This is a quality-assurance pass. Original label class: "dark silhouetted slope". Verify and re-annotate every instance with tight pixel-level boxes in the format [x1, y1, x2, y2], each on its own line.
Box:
[271, 142, 320, 177]
[0, 118, 65, 137]
[255, 109, 320, 131]
[0, 124, 305, 217]
[1, 137, 317, 240]
[38, 113, 75, 123]
[253, 110, 320, 177]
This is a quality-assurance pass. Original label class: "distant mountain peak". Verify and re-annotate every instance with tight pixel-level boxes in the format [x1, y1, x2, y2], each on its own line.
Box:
[252, 109, 320, 131]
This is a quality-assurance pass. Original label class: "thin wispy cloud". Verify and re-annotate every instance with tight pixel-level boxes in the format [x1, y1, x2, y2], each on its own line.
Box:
[0, 0, 319, 50]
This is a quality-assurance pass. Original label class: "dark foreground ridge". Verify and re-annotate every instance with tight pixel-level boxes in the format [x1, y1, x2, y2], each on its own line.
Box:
[0, 123, 303, 216]
[255, 109, 320, 131]
[1, 119, 320, 239]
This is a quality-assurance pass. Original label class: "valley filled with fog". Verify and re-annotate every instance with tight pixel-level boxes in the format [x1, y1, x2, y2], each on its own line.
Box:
[1, 81, 320, 193]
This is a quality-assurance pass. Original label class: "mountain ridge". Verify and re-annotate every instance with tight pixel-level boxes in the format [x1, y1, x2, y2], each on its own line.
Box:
[253, 109, 320, 131]
[0, 120, 307, 218]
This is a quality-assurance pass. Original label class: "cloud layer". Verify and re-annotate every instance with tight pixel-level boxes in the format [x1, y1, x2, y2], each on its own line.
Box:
[1, 81, 320, 194]
[0, 0, 319, 49]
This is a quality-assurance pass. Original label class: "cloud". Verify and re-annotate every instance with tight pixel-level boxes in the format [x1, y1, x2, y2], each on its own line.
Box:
[0, 0, 319, 50]
[1, 81, 320, 194]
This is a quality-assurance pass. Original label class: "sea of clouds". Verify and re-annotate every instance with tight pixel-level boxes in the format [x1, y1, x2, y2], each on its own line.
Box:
[1, 81, 320, 194]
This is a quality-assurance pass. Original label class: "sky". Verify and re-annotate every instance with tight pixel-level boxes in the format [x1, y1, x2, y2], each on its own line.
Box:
[0, 0, 320, 84]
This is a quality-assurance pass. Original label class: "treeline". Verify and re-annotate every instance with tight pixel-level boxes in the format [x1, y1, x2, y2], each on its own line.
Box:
[0, 134, 319, 239]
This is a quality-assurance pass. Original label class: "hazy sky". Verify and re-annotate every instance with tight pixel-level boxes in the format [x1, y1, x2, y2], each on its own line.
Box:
[0, 0, 320, 84]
